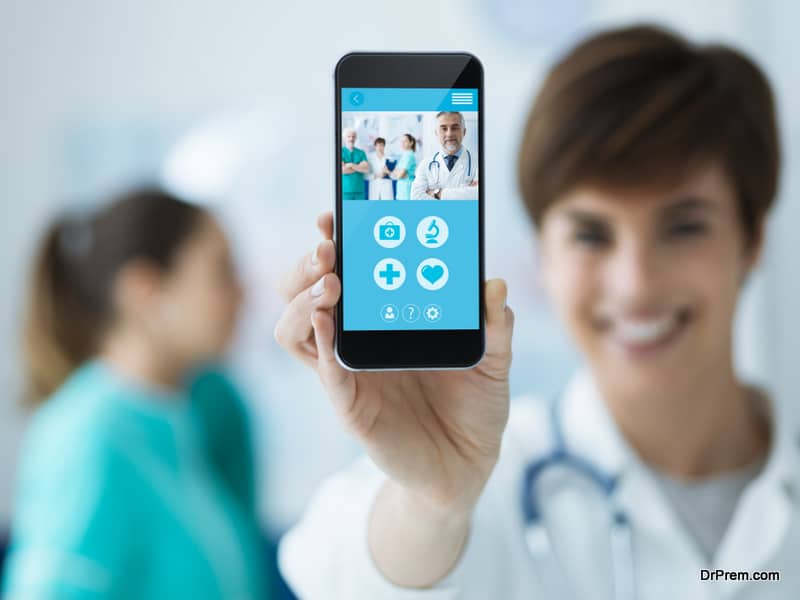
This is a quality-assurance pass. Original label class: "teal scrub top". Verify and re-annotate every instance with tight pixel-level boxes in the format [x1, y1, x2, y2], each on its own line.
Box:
[397, 149, 416, 181]
[2, 360, 267, 600]
[395, 150, 417, 200]
[341, 146, 367, 195]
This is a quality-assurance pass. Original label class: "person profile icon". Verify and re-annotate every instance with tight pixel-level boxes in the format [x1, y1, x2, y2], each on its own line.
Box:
[381, 304, 399, 323]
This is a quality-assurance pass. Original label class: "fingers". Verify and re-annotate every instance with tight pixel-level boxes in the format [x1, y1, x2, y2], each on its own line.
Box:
[277, 211, 335, 302]
[274, 273, 341, 365]
[278, 238, 336, 303]
[317, 211, 334, 240]
[311, 308, 355, 407]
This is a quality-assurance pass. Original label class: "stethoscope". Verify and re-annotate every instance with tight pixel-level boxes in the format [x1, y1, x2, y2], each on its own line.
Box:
[520, 393, 636, 600]
[427, 149, 473, 178]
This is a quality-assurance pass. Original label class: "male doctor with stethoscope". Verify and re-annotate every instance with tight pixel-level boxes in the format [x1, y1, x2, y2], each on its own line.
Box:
[411, 111, 479, 200]
[273, 25, 800, 600]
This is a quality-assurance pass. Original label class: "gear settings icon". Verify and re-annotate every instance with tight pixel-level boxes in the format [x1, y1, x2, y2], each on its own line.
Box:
[423, 304, 442, 323]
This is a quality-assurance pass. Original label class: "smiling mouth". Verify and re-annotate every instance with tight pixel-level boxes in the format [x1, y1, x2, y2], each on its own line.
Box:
[608, 309, 691, 356]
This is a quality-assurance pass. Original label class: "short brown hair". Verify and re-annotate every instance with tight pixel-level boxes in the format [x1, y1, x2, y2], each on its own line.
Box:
[518, 25, 780, 244]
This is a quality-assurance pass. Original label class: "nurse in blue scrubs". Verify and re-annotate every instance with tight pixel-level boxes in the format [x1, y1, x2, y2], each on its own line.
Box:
[392, 133, 417, 200]
[3, 189, 268, 599]
[342, 127, 369, 200]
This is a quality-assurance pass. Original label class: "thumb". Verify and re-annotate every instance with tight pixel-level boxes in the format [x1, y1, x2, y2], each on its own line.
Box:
[484, 278, 508, 328]
[482, 278, 514, 368]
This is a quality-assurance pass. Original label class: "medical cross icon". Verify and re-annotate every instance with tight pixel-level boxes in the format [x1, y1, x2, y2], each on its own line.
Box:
[380, 263, 401, 285]
[373, 258, 406, 291]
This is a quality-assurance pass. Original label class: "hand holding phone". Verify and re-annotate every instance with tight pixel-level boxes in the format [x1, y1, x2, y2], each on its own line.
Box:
[273, 211, 514, 516]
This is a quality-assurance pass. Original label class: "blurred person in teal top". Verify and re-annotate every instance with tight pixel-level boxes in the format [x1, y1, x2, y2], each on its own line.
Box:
[392, 133, 417, 200]
[3, 189, 268, 599]
[341, 127, 369, 200]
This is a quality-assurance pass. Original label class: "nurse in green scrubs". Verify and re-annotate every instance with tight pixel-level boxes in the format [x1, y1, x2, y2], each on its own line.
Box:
[341, 127, 369, 200]
[393, 133, 417, 200]
[3, 189, 268, 599]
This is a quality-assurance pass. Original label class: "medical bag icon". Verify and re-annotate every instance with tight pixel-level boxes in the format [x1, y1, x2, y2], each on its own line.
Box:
[374, 216, 406, 248]
[379, 221, 400, 240]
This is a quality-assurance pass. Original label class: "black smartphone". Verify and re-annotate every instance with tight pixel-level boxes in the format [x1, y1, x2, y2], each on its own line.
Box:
[334, 52, 485, 370]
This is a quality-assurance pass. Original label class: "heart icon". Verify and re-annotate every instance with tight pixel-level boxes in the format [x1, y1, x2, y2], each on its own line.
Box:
[421, 264, 444, 283]
[417, 259, 449, 290]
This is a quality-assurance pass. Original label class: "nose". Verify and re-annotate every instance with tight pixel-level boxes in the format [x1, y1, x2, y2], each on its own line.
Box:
[605, 238, 664, 309]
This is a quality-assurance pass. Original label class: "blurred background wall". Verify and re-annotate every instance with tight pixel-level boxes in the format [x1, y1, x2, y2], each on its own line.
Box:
[1, 0, 798, 551]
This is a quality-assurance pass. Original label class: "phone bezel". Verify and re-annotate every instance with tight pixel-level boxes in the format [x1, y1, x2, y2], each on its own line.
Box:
[334, 52, 485, 370]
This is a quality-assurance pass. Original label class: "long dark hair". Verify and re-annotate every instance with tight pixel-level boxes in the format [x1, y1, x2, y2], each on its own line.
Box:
[22, 187, 207, 403]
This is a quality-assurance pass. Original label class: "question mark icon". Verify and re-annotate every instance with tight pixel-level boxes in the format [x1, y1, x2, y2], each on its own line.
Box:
[402, 303, 420, 323]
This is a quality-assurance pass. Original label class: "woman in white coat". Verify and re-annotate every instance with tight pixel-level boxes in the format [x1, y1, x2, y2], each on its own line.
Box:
[368, 137, 394, 200]
[272, 25, 798, 599]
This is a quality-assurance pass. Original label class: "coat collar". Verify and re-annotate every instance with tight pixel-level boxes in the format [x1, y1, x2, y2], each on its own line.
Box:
[559, 368, 800, 489]
[558, 369, 632, 478]
[558, 368, 800, 577]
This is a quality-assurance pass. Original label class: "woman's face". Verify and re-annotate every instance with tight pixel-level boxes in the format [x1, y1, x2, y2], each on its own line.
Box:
[538, 164, 760, 395]
[401, 136, 411, 150]
[153, 216, 244, 366]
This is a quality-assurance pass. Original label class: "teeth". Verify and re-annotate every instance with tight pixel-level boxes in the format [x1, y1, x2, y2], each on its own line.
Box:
[616, 316, 677, 344]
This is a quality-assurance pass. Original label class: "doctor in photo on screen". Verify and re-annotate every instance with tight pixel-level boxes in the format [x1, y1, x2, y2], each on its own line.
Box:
[273, 25, 800, 599]
[342, 127, 369, 200]
[368, 137, 394, 200]
[411, 110, 478, 200]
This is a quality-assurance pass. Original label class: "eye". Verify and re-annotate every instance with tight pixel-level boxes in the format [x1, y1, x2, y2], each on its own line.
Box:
[667, 221, 708, 238]
[573, 227, 610, 247]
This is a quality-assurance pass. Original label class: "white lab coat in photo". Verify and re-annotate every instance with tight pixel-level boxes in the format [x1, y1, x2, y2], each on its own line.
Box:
[410, 148, 478, 200]
[368, 152, 394, 200]
[279, 370, 800, 599]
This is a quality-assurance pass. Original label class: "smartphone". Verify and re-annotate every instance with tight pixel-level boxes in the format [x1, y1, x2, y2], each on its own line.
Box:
[334, 52, 484, 370]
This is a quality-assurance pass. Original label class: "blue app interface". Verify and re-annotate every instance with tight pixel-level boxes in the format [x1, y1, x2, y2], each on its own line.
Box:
[341, 88, 479, 331]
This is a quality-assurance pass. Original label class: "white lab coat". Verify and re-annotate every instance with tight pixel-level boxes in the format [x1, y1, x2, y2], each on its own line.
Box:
[410, 148, 478, 200]
[279, 370, 800, 599]
[368, 152, 394, 200]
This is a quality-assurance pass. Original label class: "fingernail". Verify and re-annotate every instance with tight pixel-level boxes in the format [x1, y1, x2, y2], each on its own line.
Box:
[311, 245, 320, 265]
[310, 276, 326, 297]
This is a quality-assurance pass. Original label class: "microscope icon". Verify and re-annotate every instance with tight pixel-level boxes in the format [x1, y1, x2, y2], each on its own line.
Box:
[417, 216, 449, 248]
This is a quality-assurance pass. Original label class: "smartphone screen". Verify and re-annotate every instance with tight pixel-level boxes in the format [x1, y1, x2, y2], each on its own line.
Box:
[335, 54, 484, 369]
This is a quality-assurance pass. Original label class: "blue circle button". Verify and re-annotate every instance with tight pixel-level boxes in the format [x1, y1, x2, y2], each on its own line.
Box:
[349, 91, 364, 106]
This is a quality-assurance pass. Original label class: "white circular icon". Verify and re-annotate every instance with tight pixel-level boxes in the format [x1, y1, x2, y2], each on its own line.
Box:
[374, 216, 406, 248]
[380, 304, 399, 323]
[416, 216, 449, 248]
[402, 304, 421, 323]
[416, 258, 449, 291]
[373, 258, 406, 291]
[423, 304, 443, 322]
